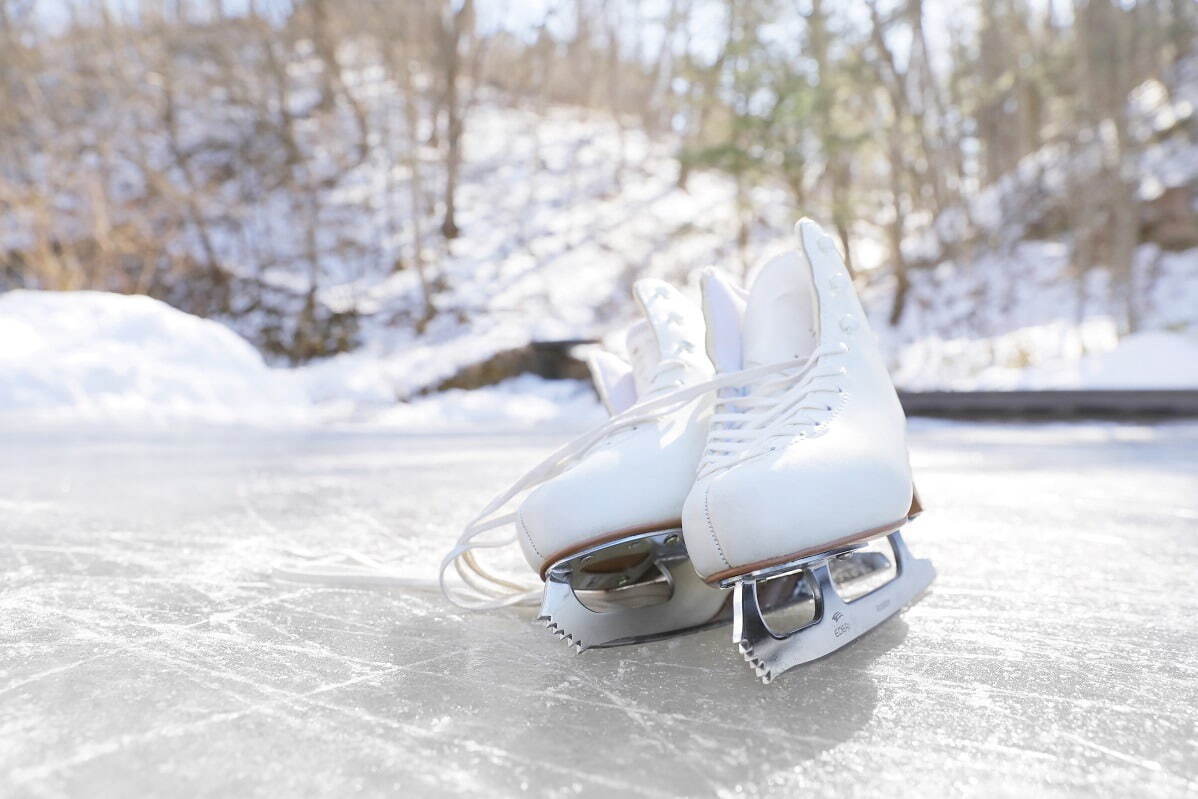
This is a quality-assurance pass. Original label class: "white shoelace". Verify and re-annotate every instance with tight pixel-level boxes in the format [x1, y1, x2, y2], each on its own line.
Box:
[270, 354, 698, 606]
[699, 343, 846, 479]
[273, 348, 842, 611]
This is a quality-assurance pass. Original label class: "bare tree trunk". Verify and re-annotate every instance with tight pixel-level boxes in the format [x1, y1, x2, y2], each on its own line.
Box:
[886, 125, 910, 326]
[676, 2, 727, 191]
[1108, 9, 1141, 333]
[392, 27, 436, 328]
[438, 0, 473, 241]
[808, 0, 854, 272]
[1076, 0, 1141, 333]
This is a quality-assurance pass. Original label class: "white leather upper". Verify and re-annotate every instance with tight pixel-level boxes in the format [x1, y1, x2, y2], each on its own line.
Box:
[740, 250, 819, 369]
[700, 268, 747, 373]
[587, 349, 637, 415]
[517, 279, 713, 572]
[682, 219, 913, 580]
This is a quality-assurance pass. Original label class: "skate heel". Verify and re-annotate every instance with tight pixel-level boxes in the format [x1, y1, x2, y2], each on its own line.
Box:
[909, 485, 924, 519]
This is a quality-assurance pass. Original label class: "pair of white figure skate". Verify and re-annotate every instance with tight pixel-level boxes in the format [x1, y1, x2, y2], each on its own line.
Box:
[443, 219, 935, 683]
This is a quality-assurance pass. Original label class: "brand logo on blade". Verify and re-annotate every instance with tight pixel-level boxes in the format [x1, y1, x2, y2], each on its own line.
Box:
[832, 610, 850, 638]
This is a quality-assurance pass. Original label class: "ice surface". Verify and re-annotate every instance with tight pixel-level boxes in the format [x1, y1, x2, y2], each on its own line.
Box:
[1, 421, 1196, 797]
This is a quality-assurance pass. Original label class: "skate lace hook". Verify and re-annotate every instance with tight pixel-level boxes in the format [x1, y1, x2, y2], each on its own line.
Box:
[440, 348, 836, 610]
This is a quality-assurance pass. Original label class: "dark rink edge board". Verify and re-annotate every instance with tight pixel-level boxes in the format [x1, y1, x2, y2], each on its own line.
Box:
[898, 390, 1198, 419]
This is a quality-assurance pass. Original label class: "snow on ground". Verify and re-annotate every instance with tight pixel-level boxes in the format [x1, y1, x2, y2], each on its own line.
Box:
[5, 93, 1197, 409]
[0, 289, 602, 429]
[873, 242, 1198, 390]
[0, 290, 312, 427]
[4, 42, 1195, 413]
[2, 285, 1192, 432]
[285, 100, 794, 398]
[893, 329, 1198, 391]
[2, 90, 1196, 425]
[304, 95, 1198, 397]
[865, 55, 1198, 389]
[353, 374, 604, 433]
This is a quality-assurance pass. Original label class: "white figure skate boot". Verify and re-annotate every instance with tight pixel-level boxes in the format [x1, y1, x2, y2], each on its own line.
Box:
[521, 279, 737, 649]
[443, 279, 734, 650]
[444, 274, 893, 651]
[681, 219, 935, 682]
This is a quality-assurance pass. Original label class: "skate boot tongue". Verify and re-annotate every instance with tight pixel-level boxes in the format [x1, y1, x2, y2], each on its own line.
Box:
[586, 350, 637, 416]
[741, 251, 819, 377]
[624, 279, 711, 397]
[700, 268, 747, 374]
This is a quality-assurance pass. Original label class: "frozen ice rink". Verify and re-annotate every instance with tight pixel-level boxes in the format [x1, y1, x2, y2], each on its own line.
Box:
[2, 420, 1196, 797]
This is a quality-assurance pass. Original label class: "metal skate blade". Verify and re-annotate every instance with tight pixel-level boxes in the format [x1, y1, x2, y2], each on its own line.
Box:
[536, 530, 897, 651]
[537, 528, 734, 650]
[538, 563, 731, 651]
[733, 531, 935, 684]
[569, 570, 673, 612]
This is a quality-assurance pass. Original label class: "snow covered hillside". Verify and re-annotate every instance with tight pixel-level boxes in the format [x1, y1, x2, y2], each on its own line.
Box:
[265, 74, 1198, 399]
[871, 243, 1198, 390]
[2, 75, 1196, 426]
[866, 54, 1198, 390]
[266, 94, 1198, 401]
[293, 101, 793, 403]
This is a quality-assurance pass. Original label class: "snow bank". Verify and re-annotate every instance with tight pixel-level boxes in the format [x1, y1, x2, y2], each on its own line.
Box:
[0, 290, 604, 431]
[877, 241, 1198, 390]
[893, 327, 1198, 391]
[349, 374, 604, 433]
[0, 290, 313, 426]
[4, 286, 1193, 434]
[1078, 331, 1198, 389]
